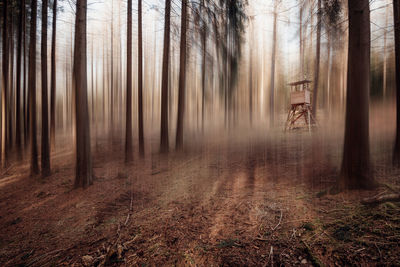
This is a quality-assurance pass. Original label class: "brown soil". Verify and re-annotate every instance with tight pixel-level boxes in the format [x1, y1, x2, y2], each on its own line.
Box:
[0, 128, 400, 266]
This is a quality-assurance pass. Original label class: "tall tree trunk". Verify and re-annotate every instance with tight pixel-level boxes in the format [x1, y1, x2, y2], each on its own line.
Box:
[16, 0, 25, 158]
[138, 0, 144, 157]
[176, 0, 188, 150]
[1, 0, 9, 167]
[339, 0, 375, 189]
[50, 0, 57, 150]
[125, 0, 133, 162]
[269, 1, 278, 126]
[73, 0, 92, 187]
[23, 0, 28, 147]
[41, 0, 51, 176]
[201, 0, 207, 132]
[393, 0, 400, 165]
[160, 0, 171, 153]
[312, 0, 321, 118]
[28, 0, 39, 175]
[8, 20, 14, 150]
[110, 0, 114, 141]
[299, 1, 303, 78]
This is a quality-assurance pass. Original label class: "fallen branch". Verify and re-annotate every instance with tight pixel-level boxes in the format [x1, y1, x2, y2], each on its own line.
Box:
[361, 194, 400, 205]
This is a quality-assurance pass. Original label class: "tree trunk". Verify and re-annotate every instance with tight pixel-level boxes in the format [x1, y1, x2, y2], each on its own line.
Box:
[110, 0, 114, 142]
[339, 0, 375, 189]
[160, 0, 171, 153]
[125, 0, 133, 162]
[176, 0, 188, 150]
[312, 0, 321, 118]
[50, 0, 57, 150]
[201, 0, 207, 132]
[28, 0, 39, 175]
[1, 0, 9, 167]
[138, 0, 144, 157]
[393, 0, 400, 165]
[16, 0, 25, 158]
[41, 0, 51, 176]
[73, 0, 92, 187]
[269, 1, 277, 126]
[23, 0, 28, 147]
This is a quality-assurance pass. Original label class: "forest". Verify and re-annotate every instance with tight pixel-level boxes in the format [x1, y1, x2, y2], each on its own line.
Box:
[0, 0, 400, 265]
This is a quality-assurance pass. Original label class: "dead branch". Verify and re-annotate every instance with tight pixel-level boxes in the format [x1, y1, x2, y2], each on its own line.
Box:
[361, 194, 400, 205]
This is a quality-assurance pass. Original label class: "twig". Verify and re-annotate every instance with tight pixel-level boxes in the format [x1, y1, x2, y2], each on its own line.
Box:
[271, 210, 283, 231]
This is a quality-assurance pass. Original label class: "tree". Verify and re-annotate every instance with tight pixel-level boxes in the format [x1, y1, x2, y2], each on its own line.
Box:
[176, 0, 188, 150]
[41, 0, 51, 176]
[73, 0, 92, 187]
[125, 0, 133, 162]
[138, 0, 144, 157]
[393, 0, 400, 165]
[338, 0, 375, 189]
[312, 0, 321, 118]
[28, 0, 39, 175]
[269, 0, 278, 126]
[2, 0, 9, 167]
[160, 0, 171, 153]
[16, 0, 25, 158]
[50, 0, 58, 149]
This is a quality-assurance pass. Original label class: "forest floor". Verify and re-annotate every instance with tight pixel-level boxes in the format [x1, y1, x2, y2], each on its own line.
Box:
[1, 111, 400, 266]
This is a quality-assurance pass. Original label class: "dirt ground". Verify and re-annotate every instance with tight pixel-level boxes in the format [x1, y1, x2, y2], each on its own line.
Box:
[1, 110, 400, 266]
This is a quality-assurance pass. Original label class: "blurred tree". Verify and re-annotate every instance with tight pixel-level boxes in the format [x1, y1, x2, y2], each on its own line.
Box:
[73, 0, 92, 187]
[50, 0, 58, 150]
[41, 0, 51, 176]
[16, 0, 25, 159]
[160, 0, 171, 153]
[138, 0, 144, 157]
[28, 0, 39, 175]
[1, 0, 9, 167]
[176, 0, 188, 150]
[312, 0, 321, 118]
[125, 0, 133, 162]
[393, 0, 400, 165]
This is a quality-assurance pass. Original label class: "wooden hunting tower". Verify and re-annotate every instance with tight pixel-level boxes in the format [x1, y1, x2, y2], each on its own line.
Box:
[285, 80, 317, 131]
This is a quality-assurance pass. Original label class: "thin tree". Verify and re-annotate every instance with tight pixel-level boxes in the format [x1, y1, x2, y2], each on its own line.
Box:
[50, 0, 58, 149]
[138, 0, 144, 157]
[338, 0, 376, 189]
[28, 0, 39, 175]
[269, 0, 278, 126]
[125, 0, 133, 162]
[160, 0, 171, 153]
[1, 0, 9, 167]
[41, 0, 51, 176]
[73, 0, 93, 187]
[16, 0, 25, 158]
[312, 0, 321, 118]
[176, 0, 188, 150]
[393, 0, 400, 165]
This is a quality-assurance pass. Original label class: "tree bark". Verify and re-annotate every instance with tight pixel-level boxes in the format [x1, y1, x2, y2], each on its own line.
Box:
[16, 0, 25, 158]
[339, 0, 375, 189]
[41, 0, 51, 176]
[1, 0, 9, 167]
[28, 0, 39, 175]
[269, 1, 278, 126]
[312, 0, 321, 118]
[176, 0, 188, 150]
[73, 0, 92, 187]
[50, 0, 57, 150]
[138, 0, 144, 157]
[393, 0, 400, 165]
[125, 0, 133, 162]
[160, 0, 171, 153]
